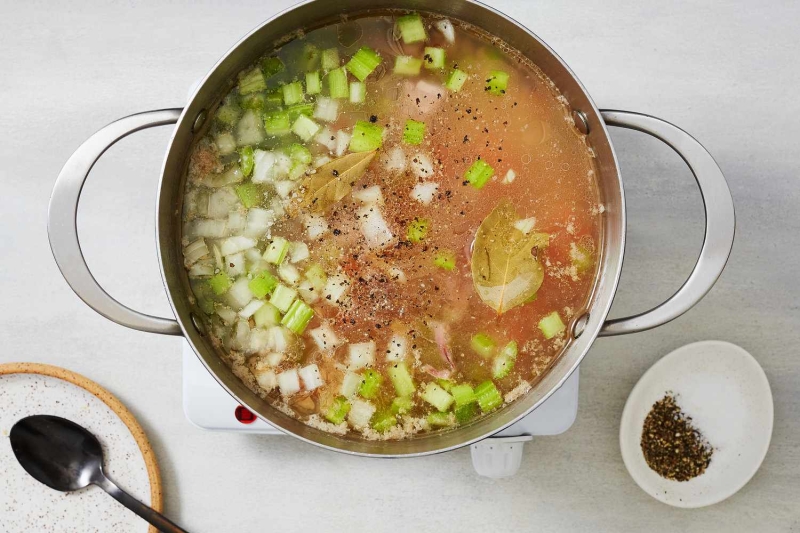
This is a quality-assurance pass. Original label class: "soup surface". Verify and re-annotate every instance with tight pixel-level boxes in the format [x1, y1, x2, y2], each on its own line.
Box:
[181, 12, 603, 439]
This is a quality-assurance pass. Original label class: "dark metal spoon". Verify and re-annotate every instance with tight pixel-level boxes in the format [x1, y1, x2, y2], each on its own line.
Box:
[10, 415, 188, 533]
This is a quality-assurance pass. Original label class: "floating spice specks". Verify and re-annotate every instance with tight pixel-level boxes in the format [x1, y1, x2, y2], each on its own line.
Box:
[640, 394, 713, 482]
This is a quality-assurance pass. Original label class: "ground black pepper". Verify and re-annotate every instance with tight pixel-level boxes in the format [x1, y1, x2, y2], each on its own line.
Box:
[641, 394, 713, 482]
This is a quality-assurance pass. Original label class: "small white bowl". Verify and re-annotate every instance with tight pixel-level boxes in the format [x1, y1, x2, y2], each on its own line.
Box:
[619, 340, 773, 508]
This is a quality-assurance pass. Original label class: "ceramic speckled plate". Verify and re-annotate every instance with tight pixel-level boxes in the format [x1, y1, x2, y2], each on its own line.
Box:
[620, 341, 773, 508]
[0, 363, 162, 533]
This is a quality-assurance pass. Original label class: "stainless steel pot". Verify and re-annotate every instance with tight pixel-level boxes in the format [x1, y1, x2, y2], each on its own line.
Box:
[48, 0, 735, 457]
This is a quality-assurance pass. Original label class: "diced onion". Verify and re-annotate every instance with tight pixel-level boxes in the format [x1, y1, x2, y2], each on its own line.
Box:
[503, 169, 517, 184]
[227, 212, 246, 235]
[434, 19, 455, 44]
[236, 109, 265, 146]
[226, 278, 254, 310]
[244, 208, 273, 239]
[188, 262, 214, 278]
[385, 334, 408, 362]
[215, 132, 237, 155]
[298, 364, 324, 391]
[513, 217, 537, 234]
[289, 242, 310, 263]
[309, 323, 341, 351]
[239, 299, 265, 319]
[252, 149, 277, 183]
[269, 326, 292, 353]
[340, 371, 361, 398]
[273, 152, 292, 180]
[183, 238, 209, 267]
[335, 130, 351, 157]
[266, 351, 285, 366]
[323, 273, 350, 305]
[254, 368, 277, 391]
[304, 214, 329, 239]
[248, 328, 271, 352]
[278, 263, 301, 285]
[274, 180, 297, 199]
[212, 244, 223, 270]
[353, 185, 384, 205]
[315, 126, 337, 151]
[233, 319, 251, 350]
[277, 369, 301, 396]
[348, 341, 376, 369]
[410, 153, 434, 179]
[347, 398, 376, 428]
[216, 306, 237, 325]
[220, 236, 257, 256]
[357, 205, 394, 249]
[313, 96, 339, 122]
[388, 266, 406, 283]
[314, 155, 332, 168]
[298, 279, 320, 304]
[190, 219, 227, 239]
[383, 146, 407, 173]
[225, 251, 246, 277]
[410, 181, 439, 205]
[208, 188, 240, 219]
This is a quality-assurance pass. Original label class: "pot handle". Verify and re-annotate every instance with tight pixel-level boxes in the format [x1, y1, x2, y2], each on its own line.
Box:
[48, 109, 184, 336]
[597, 110, 735, 336]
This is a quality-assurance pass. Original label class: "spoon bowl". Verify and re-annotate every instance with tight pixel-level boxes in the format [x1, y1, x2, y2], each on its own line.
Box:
[11, 415, 188, 533]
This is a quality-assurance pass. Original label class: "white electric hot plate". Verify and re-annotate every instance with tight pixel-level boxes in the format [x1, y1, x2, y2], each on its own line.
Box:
[620, 341, 773, 508]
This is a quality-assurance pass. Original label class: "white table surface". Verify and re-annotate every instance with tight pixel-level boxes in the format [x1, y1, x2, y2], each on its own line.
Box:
[1, 1, 798, 531]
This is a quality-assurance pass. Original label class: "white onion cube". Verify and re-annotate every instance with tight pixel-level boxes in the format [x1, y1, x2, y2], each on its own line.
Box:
[340, 371, 362, 398]
[348, 341, 375, 370]
[255, 369, 277, 391]
[299, 364, 324, 391]
[385, 334, 408, 362]
[313, 96, 339, 122]
[289, 242, 310, 263]
[309, 323, 341, 351]
[410, 182, 439, 205]
[220, 236, 257, 256]
[358, 205, 394, 249]
[322, 273, 350, 305]
[277, 369, 301, 396]
[266, 352, 285, 367]
[410, 153, 434, 179]
[304, 214, 329, 239]
[353, 185, 384, 205]
[248, 328, 271, 352]
[347, 398, 376, 428]
[226, 278, 254, 310]
[239, 299, 265, 319]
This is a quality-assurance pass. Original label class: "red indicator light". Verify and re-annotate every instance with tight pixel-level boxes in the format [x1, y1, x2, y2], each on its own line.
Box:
[235, 405, 257, 424]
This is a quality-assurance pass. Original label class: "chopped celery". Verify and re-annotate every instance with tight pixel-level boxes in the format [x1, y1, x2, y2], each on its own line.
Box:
[240, 92, 266, 110]
[346, 46, 382, 81]
[305, 264, 327, 292]
[470, 333, 495, 358]
[571, 243, 594, 273]
[327, 67, 349, 99]
[433, 249, 456, 271]
[464, 159, 494, 189]
[281, 300, 314, 334]
[282, 81, 304, 106]
[208, 273, 232, 295]
[265, 89, 284, 106]
[235, 182, 261, 208]
[396, 13, 427, 43]
[264, 110, 291, 136]
[358, 369, 383, 399]
[248, 271, 278, 299]
[492, 341, 518, 379]
[394, 55, 423, 76]
[269, 283, 297, 313]
[287, 103, 315, 121]
[406, 217, 429, 243]
[388, 362, 415, 398]
[289, 144, 313, 165]
[216, 101, 241, 127]
[427, 412, 455, 427]
[291, 115, 321, 142]
[253, 301, 281, 328]
[402, 119, 425, 145]
[372, 411, 397, 432]
[423, 47, 446, 69]
[450, 384, 476, 407]
[325, 396, 351, 424]
[539, 311, 566, 339]
[299, 44, 320, 72]
[474, 381, 503, 412]
[264, 237, 290, 264]
[348, 120, 384, 152]
[349, 81, 366, 104]
[421, 382, 454, 412]
[305, 70, 321, 94]
[321, 48, 340, 71]
[238, 67, 266, 95]
[436, 379, 454, 391]
[485, 70, 509, 95]
[390, 396, 413, 415]
[445, 69, 468, 92]
[238, 146, 255, 177]
[261, 56, 285, 78]
[455, 403, 477, 424]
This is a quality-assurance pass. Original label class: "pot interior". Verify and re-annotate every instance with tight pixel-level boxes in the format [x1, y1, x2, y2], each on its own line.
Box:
[157, 0, 623, 456]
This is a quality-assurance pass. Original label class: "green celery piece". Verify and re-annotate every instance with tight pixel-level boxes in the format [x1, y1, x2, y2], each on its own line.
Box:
[325, 396, 351, 424]
[403, 119, 425, 145]
[346, 46, 382, 82]
[253, 302, 281, 328]
[406, 217, 429, 243]
[238, 68, 266, 95]
[450, 384, 476, 407]
[321, 48, 340, 71]
[539, 311, 566, 339]
[485, 70, 509, 95]
[216, 101, 241, 127]
[348, 120, 384, 152]
[261, 56, 285, 78]
[394, 55, 423, 76]
[470, 333, 495, 358]
[464, 159, 494, 189]
[281, 300, 314, 334]
[287, 103, 315, 121]
[427, 412, 455, 427]
[423, 47, 446, 69]
[390, 396, 413, 415]
[291, 115, 320, 142]
[239, 92, 266, 111]
[264, 110, 291, 136]
[289, 144, 312, 165]
[235, 182, 261, 208]
[359, 369, 383, 399]
[433, 249, 456, 271]
[436, 379, 454, 391]
[248, 271, 278, 299]
[282, 81, 304, 106]
[208, 273, 232, 295]
[492, 341, 518, 379]
[388, 362, 415, 398]
[305, 70, 321, 94]
[455, 403, 477, 424]
[238, 146, 255, 177]
[264, 237, 289, 264]
[269, 283, 297, 313]
[372, 411, 397, 432]
[327, 67, 349, 99]
[474, 381, 503, 412]
[421, 382, 454, 412]
[304, 264, 327, 292]
[396, 13, 427, 43]
[265, 89, 284, 106]
[571, 243, 594, 273]
[445, 69, 468, 92]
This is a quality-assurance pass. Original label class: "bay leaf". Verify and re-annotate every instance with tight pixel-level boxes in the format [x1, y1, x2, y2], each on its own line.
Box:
[299, 150, 377, 212]
[471, 199, 549, 314]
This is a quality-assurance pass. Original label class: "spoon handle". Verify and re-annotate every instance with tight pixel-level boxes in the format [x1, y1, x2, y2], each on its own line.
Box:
[95, 475, 189, 533]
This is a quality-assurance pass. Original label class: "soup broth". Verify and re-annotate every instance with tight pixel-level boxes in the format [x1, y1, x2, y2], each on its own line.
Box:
[181, 12, 603, 439]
